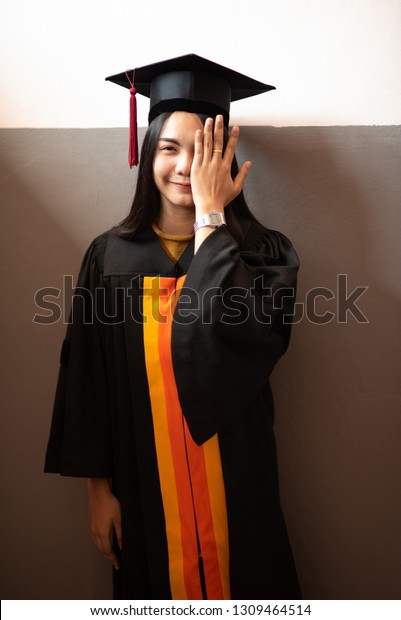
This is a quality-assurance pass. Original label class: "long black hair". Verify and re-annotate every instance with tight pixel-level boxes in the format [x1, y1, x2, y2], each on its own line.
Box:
[113, 112, 259, 246]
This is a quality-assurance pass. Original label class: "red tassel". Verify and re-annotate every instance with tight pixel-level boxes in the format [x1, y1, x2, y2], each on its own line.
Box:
[128, 86, 139, 168]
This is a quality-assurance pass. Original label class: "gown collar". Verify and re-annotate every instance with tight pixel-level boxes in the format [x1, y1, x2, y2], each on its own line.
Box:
[104, 227, 194, 277]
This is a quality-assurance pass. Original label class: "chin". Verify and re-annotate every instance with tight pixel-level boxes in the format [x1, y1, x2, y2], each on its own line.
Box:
[171, 196, 195, 210]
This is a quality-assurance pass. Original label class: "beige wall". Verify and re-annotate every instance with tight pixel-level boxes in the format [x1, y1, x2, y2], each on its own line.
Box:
[1, 126, 400, 599]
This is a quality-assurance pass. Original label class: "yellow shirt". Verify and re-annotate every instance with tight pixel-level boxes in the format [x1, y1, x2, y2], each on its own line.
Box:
[152, 222, 194, 263]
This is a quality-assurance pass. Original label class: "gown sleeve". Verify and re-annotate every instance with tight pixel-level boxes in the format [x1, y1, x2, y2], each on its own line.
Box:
[171, 222, 299, 445]
[44, 233, 113, 477]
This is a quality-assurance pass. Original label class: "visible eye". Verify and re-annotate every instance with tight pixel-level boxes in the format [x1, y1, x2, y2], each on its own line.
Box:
[159, 145, 176, 153]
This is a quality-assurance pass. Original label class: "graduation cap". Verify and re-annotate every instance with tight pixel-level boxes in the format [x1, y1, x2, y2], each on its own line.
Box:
[106, 53, 275, 168]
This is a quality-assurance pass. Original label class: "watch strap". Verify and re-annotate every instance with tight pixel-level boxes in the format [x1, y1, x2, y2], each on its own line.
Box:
[193, 211, 226, 232]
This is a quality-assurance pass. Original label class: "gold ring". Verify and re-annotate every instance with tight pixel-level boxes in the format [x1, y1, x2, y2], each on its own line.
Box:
[213, 149, 223, 153]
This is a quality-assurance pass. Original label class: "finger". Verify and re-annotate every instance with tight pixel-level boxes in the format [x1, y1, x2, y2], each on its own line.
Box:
[203, 117, 214, 159]
[192, 128, 204, 168]
[104, 549, 120, 571]
[222, 125, 240, 164]
[212, 114, 224, 155]
[93, 533, 120, 570]
[232, 161, 252, 195]
[114, 516, 123, 551]
[91, 531, 111, 555]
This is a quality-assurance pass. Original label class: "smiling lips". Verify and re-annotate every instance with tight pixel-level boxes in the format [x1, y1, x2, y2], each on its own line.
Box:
[170, 181, 192, 192]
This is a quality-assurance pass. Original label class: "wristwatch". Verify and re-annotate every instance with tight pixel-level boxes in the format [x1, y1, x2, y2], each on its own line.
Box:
[193, 211, 226, 232]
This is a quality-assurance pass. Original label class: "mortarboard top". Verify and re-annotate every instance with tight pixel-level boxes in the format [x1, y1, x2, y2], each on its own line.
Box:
[105, 53, 275, 167]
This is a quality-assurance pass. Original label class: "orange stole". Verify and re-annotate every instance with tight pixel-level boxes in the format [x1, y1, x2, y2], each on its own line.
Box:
[142, 276, 230, 600]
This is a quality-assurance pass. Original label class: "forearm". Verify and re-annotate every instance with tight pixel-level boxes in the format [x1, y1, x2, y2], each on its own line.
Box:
[87, 477, 111, 494]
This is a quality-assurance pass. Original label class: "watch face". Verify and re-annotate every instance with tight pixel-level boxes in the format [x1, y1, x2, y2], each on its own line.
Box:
[208, 212, 223, 226]
[194, 211, 226, 231]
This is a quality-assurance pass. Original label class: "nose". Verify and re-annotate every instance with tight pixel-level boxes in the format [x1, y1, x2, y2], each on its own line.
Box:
[175, 151, 193, 176]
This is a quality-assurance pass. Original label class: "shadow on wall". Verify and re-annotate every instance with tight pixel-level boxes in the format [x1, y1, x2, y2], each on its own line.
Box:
[1, 126, 401, 599]
[0, 129, 137, 599]
[239, 126, 401, 599]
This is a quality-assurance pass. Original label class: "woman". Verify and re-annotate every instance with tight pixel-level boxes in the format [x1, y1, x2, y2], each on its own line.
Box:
[45, 54, 301, 600]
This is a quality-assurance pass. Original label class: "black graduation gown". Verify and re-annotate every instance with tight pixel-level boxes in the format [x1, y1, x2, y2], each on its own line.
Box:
[45, 220, 301, 600]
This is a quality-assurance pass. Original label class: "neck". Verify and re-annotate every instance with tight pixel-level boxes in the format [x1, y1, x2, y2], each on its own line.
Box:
[157, 204, 195, 235]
